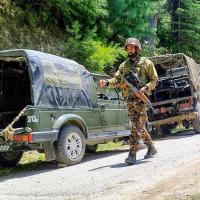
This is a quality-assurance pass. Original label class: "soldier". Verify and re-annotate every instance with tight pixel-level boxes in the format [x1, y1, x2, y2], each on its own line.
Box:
[99, 38, 158, 165]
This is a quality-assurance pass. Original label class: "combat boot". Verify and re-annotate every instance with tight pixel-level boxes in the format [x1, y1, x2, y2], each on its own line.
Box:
[125, 150, 136, 165]
[144, 142, 157, 159]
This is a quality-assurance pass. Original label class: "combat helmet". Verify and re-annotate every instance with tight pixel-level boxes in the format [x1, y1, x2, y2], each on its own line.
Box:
[124, 38, 141, 53]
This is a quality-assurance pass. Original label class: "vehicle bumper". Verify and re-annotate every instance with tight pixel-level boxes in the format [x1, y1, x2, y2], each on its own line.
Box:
[150, 112, 198, 126]
[0, 130, 59, 152]
[30, 130, 59, 143]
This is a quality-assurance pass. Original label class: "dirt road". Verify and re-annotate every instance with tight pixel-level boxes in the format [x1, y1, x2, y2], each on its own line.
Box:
[0, 130, 199, 200]
[132, 159, 200, 200]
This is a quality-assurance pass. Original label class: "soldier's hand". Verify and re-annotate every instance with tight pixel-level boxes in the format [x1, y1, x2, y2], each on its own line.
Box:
[99, 79, 109, 88]
[140, 86, 148, 93]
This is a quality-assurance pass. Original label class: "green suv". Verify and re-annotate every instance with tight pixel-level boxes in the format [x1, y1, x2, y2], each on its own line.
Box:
[0, 49, 129, 167]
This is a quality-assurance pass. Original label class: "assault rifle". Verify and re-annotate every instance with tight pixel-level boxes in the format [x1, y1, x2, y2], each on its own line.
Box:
[121, 71, 156, 113]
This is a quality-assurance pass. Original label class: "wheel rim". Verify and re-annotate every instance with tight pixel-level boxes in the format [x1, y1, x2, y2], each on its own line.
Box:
[65, 132, 82, 160]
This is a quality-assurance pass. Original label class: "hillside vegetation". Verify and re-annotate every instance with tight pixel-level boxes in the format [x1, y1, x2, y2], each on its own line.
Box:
[0, 0, 199, 73]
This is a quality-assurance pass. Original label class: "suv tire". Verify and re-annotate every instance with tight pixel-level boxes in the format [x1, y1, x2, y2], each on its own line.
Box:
[54, 125, 85, 166]
[192, 102, 200, 133]
[0, 151, 23, 167]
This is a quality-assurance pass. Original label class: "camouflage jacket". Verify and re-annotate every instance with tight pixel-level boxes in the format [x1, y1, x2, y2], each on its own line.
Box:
[108, 57, 158, 97]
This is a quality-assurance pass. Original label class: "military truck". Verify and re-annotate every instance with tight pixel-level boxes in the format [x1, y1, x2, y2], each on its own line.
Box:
[0, 49, 130, 167]
[148, 53, 200, 135]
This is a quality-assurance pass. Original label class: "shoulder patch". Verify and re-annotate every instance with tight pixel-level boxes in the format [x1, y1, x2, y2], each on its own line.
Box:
[137, 57, 147, 68]
[140, 57, 153, 67]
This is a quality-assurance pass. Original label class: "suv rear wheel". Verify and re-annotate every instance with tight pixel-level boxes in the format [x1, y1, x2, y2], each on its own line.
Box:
[54, 125, 85, 166]
[0, 151, 23, 167]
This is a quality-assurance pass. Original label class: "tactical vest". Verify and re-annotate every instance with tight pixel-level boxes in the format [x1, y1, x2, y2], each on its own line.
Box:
[121, 57, 149, 98]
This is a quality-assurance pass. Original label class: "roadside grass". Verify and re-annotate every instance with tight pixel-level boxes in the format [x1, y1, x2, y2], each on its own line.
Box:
[20, 151, 45, 164]
[0, 151, 46, 177]
[171, 124, 193, 134]
[185, 194, 200, 200]
[168, 194, 200, 200]
[97, 141, 126, 152]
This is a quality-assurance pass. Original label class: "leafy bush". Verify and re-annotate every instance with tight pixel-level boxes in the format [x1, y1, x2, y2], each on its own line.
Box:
[65, 38, 126, 72]
[13, 0, 108, 31]
[83, 40, 126, 72]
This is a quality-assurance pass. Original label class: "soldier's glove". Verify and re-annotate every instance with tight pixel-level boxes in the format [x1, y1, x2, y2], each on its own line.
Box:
[99, 79, 109, 88]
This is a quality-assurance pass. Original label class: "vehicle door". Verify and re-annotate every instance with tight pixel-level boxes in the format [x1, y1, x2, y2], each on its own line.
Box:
[116, 89, 129, 130]
[93, 76, 127, 132]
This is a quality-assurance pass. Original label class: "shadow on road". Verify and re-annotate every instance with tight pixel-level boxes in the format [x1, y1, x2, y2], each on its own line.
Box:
[0, 130, 198, 181]
[84, 148, 128, 161]
[88, 159, 150, 171]
[155, 129, 198, 141]
[0, 149, 129, 181]
[0, 160, 58, 182]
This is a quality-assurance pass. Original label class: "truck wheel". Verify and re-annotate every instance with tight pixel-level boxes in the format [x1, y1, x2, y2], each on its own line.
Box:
[85, 145, 98, 153]
[192, 102, 200, 133]
[54, 125, 85, 166]
[0, 151, 23, 167]
[159, 125, 172, 136]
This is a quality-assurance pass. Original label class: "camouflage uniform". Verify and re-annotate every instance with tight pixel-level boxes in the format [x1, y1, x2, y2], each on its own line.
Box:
[108, 57, 158, 154]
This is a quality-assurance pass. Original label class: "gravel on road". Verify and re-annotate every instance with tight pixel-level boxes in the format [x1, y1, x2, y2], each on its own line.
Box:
[0, 130, 199, 200]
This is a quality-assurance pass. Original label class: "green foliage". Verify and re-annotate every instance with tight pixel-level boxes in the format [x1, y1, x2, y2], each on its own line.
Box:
[63, 16, 126, 72]
[156, 4, 172, 52]
[66, 21, 82, 40]
[64, 22, 96, 69]
[157, 0, 200, 62]
[0, 0, 18, 17]
[106, 0, 159, 43]
[3, 0, 200, 72]
[13, 0, 108, 35]
[65, 37, 126, 72]
[64, 37, 87, 67]
[83, 40, 126, 72]
[158, 14, 171, 41]
[175, 0, 200, 61]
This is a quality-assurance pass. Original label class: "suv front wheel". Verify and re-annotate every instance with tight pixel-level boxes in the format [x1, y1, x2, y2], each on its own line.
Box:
[54, 125, 85, 166]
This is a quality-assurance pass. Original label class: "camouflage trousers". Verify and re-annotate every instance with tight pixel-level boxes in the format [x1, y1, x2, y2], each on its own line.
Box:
[126, 97, 153, 153]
